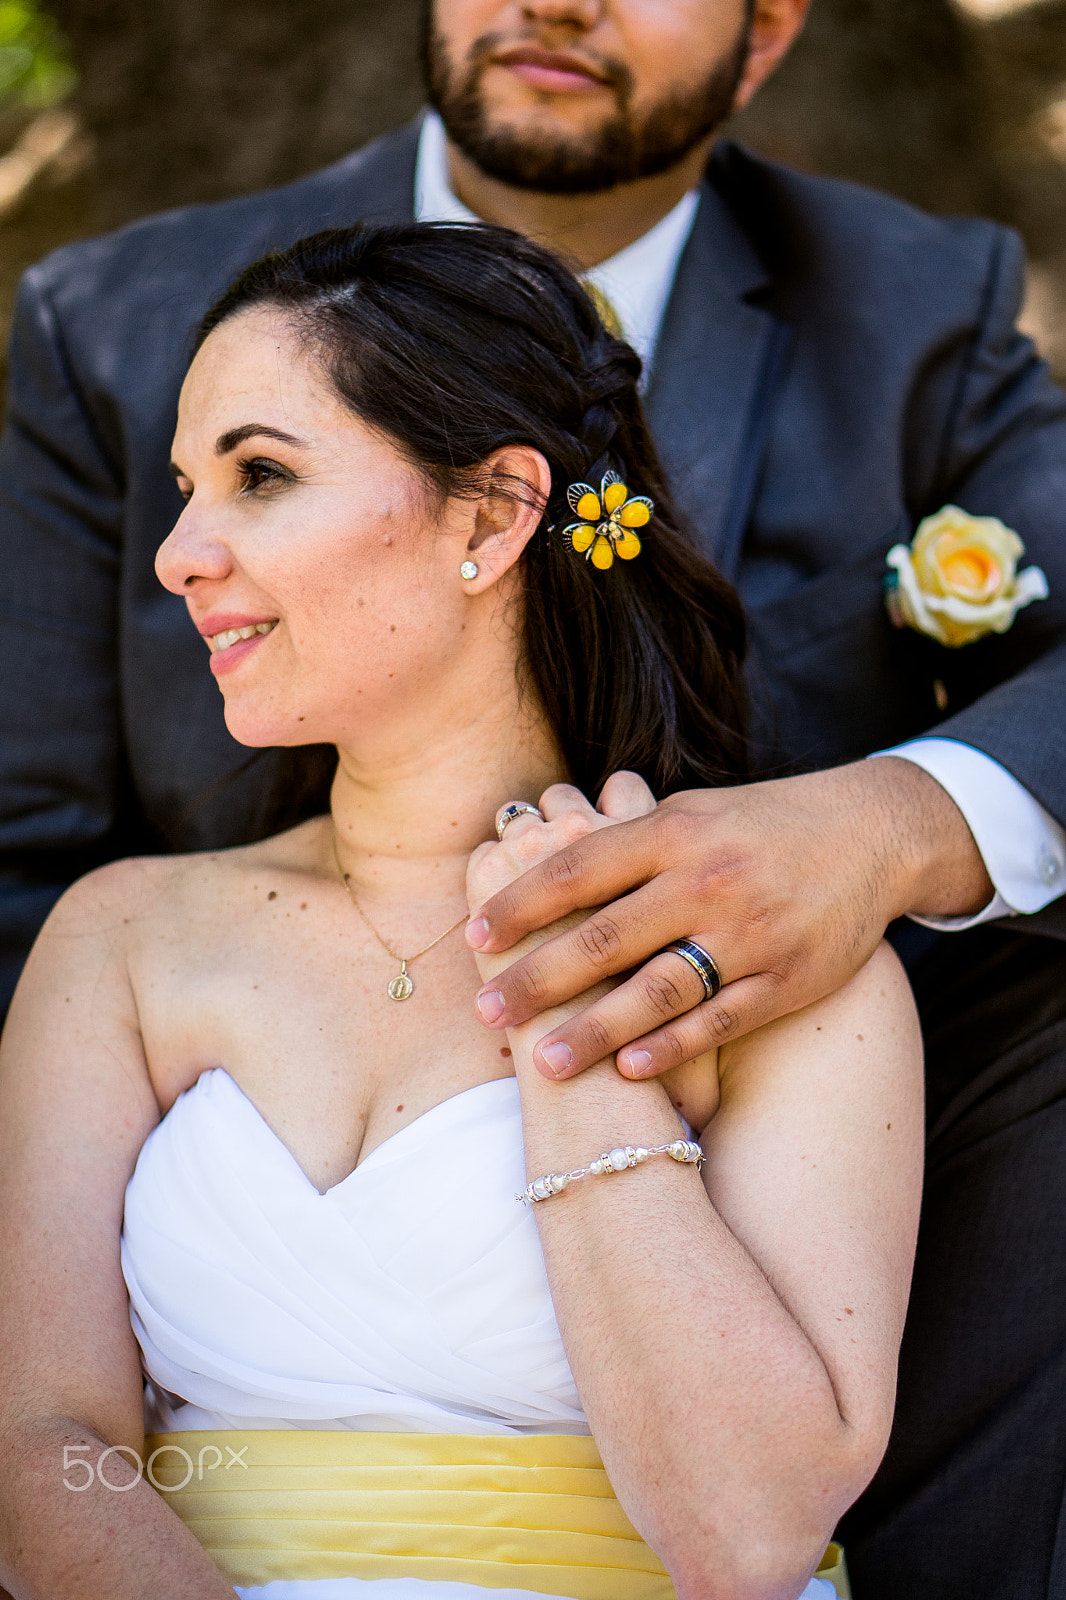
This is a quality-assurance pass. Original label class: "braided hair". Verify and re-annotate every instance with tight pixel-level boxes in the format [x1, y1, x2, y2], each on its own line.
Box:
[198, 221, 748, 802]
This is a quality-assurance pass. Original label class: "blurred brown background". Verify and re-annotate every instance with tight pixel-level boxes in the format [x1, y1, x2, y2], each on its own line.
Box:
[1, 0, 1065, 391]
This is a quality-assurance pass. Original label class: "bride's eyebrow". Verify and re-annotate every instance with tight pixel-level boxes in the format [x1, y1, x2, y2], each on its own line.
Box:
[214, 423, 308, 455]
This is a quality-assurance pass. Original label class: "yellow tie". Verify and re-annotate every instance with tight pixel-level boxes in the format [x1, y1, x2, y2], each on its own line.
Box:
[583, 280, 625, 340]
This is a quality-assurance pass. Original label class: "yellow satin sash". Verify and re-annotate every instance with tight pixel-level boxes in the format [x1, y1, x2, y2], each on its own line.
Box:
[145, 1429, 850, 1598]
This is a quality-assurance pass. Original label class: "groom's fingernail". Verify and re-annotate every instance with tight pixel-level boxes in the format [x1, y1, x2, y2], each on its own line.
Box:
[624, 1049, 654, 1077]
[538, 1041, 573, 1077]
[476, 989, 506, 1024]
[466, 916, 490, 949]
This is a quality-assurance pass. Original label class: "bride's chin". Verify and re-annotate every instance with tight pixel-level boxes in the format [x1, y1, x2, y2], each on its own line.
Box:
[222, 703, 317, 750]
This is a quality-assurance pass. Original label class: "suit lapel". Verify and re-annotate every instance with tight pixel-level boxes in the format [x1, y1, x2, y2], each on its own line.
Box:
[645, 177, 788, 582]
[317, 115, 422, 227]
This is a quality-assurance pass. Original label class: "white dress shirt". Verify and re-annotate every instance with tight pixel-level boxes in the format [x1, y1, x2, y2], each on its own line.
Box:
[415, 111, 699, 374]
[414, 112, 1066, 928]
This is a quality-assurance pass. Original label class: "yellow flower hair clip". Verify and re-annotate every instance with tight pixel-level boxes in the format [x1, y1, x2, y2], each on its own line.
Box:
[563, 470, 653, 570]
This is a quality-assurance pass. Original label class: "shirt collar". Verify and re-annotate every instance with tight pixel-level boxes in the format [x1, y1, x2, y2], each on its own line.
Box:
[414, 109, 699, 374]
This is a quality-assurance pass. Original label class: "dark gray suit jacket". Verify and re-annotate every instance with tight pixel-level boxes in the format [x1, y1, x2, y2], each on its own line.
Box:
[1, 116, 1065, 1006]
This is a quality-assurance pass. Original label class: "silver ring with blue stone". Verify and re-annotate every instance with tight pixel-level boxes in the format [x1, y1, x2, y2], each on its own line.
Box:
[495, 802, 545, 840]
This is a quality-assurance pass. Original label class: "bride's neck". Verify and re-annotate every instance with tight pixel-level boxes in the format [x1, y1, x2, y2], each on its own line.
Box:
[328, 693, 566, 909]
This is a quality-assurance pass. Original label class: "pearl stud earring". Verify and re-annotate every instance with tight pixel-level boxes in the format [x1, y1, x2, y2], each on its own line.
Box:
[459, 560, 479, 580]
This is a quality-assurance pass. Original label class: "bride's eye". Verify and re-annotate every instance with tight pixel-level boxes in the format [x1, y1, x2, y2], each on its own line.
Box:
[236, 456, 294, 495]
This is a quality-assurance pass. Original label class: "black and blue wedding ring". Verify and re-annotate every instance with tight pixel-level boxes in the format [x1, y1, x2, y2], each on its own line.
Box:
[661, 939, 723, 1002]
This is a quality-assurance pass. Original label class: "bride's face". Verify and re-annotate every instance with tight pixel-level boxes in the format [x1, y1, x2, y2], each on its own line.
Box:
[159, 307, 511, 751]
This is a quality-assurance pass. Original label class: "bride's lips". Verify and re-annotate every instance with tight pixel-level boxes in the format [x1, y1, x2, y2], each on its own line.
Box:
[197, 613, 279, 677]
[491, 46, 612, 94]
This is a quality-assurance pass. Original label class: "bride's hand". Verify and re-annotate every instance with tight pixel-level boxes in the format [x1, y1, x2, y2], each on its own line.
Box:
[466, 773, 656, 975]
[470, 774, 720, 1120]
[467, 772, 657, 908]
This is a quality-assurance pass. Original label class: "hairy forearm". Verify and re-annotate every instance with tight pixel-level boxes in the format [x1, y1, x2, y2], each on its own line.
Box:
[0, 1417, 236, 1600]
[853, 756, 993, 919]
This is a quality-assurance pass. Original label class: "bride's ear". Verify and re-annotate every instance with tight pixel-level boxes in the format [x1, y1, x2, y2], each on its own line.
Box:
[459, 446, 551, 592]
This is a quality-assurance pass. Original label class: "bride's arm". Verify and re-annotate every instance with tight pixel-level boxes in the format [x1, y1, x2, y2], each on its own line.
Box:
[0, 862, 238, 1599]
[469, 789, 923, 1600]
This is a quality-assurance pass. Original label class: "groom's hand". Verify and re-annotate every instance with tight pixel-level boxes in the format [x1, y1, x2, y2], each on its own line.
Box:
[467, 758, 993, 1080]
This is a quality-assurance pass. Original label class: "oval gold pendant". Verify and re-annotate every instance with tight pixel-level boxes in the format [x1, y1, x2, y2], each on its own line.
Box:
[387, 971, 414, 1001]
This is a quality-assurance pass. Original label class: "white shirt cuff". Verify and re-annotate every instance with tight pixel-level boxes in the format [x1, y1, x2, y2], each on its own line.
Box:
[869, 739, 1066, 930]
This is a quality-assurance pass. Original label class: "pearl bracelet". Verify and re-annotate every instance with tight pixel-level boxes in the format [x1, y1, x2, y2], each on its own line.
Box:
[518, 1138, 704, 1205]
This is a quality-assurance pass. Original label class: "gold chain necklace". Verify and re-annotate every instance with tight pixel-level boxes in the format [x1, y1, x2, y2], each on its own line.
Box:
[331, 832, 468, 1001]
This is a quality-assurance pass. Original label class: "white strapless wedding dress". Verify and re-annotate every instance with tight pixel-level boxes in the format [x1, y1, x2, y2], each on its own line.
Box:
[121, 1067, 836, 1600]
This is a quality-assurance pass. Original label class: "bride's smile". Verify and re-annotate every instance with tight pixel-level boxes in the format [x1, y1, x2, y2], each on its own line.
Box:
[201, 616, 278, 668]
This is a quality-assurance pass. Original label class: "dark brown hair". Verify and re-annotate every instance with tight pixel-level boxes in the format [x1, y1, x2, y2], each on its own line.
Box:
[198, 220, 748, 805]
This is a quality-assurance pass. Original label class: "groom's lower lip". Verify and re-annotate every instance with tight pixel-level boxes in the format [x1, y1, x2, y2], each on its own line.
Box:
[489, 48, 610, 94]
[502, 60, 607, 92]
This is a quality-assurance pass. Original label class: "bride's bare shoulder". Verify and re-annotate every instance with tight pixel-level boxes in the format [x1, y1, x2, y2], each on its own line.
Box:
[793, 940, 917, 1048]
[720, 940, 920, 1091]
[41, 814, 331, 939]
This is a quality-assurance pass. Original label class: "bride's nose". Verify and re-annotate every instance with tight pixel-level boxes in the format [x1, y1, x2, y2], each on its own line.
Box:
[156, 504, 235, 594]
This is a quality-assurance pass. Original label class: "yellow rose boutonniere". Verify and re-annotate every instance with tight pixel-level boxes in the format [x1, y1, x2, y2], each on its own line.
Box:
[885, 505, 1049, 648]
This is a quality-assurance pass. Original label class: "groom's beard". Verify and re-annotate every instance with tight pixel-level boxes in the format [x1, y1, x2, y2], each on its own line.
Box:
[421, 19, 751, 195]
